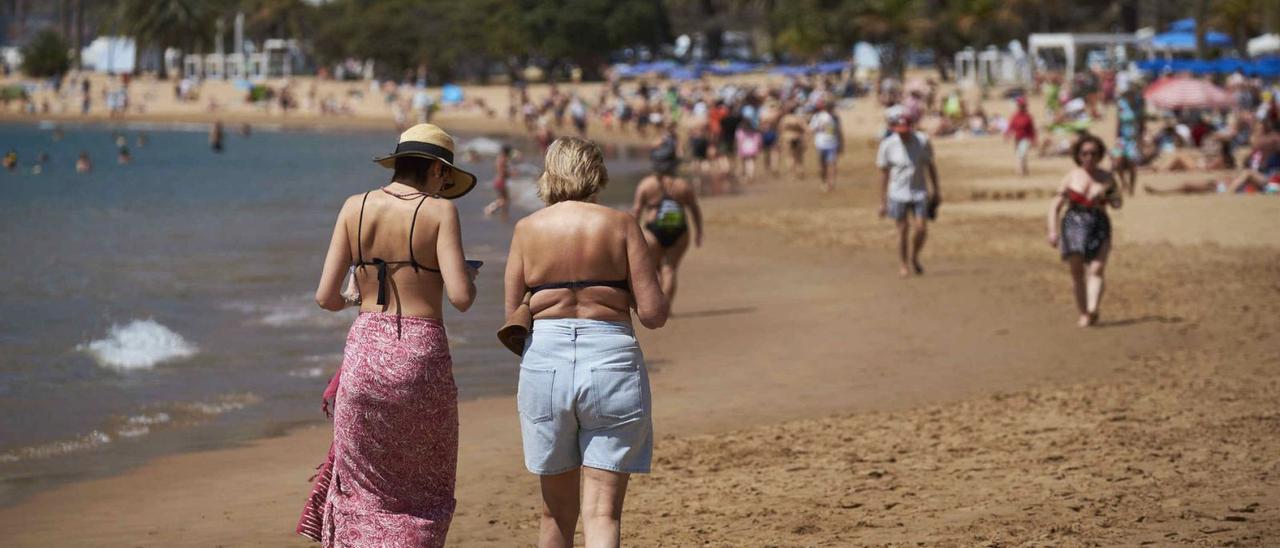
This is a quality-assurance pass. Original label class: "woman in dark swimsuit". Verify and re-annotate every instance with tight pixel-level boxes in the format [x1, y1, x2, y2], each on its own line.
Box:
[1047, 134, 1122, 327]
[632, 155, 703, 307]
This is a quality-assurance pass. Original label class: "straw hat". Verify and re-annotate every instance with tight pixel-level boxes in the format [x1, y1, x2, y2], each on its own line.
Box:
[373, 123, 477, 199]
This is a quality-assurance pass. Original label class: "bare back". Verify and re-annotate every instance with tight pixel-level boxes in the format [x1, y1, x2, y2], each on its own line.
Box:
[340, 190, 460, 316]
[633, 174, 696, 224]
[504, 201, 666, 326]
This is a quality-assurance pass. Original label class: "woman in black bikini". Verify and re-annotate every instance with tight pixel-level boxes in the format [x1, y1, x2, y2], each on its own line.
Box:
[1047, 134, 1122, 327]
[632, 153, 703, 307]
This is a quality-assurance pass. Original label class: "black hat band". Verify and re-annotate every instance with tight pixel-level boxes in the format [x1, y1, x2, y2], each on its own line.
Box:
[393, 141, 454, 164]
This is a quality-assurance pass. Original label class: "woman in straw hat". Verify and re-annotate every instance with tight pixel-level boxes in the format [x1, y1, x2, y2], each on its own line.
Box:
[298, 123, 479, 547]
[504, 137, 667, 547]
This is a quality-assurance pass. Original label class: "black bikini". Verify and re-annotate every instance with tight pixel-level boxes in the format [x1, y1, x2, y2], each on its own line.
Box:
[529, 280, 629, 294]
[355, 190, 441, 306]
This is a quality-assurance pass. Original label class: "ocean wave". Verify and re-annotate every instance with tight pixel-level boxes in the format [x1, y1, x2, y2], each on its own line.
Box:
[288, 366, 327, 379]
[459, 136, 505, 156]
[0, 394, 257, 464]
[223, 297, 354, 328]
[77, 319, 198, 371]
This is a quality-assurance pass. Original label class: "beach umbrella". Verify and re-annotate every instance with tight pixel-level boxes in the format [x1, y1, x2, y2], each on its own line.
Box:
[1150, 30, 1233, 51]
[1143, 77, 1233, 110]
[441, 84, 463, 105]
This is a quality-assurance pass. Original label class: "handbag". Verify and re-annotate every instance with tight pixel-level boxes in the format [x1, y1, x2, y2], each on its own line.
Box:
[497, 293, 532, 356]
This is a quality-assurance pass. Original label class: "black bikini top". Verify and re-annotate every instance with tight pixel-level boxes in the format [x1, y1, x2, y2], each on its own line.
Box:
[529, 279, 630, 294]
[355, 190, 441, 306]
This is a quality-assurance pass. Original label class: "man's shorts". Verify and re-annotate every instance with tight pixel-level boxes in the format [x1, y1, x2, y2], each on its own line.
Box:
[887, 198, 929, 221]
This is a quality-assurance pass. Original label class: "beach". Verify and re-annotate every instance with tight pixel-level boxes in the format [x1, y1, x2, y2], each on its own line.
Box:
[1, 76, 1279, 546]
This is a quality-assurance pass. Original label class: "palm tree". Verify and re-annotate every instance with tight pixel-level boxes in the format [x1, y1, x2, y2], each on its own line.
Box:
[110, 0, 218, 77]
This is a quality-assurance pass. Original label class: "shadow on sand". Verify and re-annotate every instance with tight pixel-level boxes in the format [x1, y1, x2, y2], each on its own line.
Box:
[672, 307, 757, 320]
[1095, 315, 1185, 328]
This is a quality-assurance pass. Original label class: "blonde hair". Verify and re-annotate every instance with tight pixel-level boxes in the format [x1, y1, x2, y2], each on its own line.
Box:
[537, 137, 608, 204]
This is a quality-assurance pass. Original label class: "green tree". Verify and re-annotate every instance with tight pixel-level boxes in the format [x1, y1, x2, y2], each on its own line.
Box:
[110, 0, 222, 77]
[853, 0, 928, 76]
[21, 29, 71, 78]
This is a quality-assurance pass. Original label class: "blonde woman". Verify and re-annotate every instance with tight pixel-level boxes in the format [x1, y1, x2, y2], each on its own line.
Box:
[504, 137, 668, 548]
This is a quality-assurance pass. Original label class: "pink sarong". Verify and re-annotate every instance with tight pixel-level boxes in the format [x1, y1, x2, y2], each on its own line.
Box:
[298, 313, 458, 547]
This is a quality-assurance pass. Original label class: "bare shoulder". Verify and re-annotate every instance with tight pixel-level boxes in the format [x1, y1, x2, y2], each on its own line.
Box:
[336, 192, 367, 222]
[672, 177, 698, 200]
[635, 175, 658, 193]
[423, 196, 458, 215]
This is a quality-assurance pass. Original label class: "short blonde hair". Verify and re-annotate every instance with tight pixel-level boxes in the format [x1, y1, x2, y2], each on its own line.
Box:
[537, 137, 608, 204]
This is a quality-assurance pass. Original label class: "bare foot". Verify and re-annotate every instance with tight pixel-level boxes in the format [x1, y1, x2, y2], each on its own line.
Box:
[913, 261, 924, 275]
[899, 265, 912, 278]
[1089, 311, 1100, 325]
[1077, 314, 1092, 328]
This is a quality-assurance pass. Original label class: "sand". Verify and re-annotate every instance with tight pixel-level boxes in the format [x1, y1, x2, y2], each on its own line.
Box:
[1, 75, 1278, 546]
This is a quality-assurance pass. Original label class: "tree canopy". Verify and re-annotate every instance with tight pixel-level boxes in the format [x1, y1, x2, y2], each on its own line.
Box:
[21, 30, 72, 78]
[50, 0, 1280, 80]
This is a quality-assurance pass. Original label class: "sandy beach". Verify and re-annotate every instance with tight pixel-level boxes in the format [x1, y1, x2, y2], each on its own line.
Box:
[1, 75, 1278, 546]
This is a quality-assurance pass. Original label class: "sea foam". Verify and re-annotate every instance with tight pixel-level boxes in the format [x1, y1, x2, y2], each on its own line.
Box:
[78, 319, 198, 370]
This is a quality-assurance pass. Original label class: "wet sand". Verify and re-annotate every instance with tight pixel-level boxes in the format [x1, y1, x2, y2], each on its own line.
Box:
[1, 79, 1278, 546]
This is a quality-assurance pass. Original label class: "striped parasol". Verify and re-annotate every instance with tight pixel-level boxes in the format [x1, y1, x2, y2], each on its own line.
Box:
[1143, 77, 1234, 110]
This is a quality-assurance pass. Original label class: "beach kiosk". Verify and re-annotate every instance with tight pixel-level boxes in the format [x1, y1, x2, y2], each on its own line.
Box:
[1028, 33, 1140, 81]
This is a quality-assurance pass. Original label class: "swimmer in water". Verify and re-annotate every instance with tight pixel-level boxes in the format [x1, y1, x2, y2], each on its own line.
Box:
[76, 151, 92, 173]
[483, 144, 514, 220]
[211, 121, 225, 152]
[3, 150, 17, 171]
[32, 151, 49, 175]
[118, 146, 132, 165]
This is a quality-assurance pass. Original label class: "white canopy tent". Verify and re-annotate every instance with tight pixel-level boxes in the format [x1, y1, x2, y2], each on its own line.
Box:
[1249, 34, 1280, 57]
[1028, 33, 1140, 80]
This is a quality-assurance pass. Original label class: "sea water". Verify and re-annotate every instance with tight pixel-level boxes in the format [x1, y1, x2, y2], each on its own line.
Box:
[0, 122, 646, 505]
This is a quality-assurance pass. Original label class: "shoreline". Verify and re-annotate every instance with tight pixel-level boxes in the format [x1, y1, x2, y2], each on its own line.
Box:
[2, 95, 1278, 544]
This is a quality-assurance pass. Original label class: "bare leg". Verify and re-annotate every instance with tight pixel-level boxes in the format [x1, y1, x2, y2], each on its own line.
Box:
[1086, 242, 1110, 324]
[1228, 170, 1265, 193]
[1067, 255, 1089, 327]
[538, 469, 581, 548]
[1144, 180, 1218, 195]
[896, 217, 911, 277]
[581, 467, 629, 548]
[910, 215, 928, 274]
[662, 237, 689, 302]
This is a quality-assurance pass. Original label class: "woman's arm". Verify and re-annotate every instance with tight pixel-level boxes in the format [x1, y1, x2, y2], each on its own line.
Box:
[435, 200, 477, 312]
[631, 178, 649, 219]
[625, 217, 668, 329]
[1106, 173, 1124, 210]
[315, 199, 354, 311]
[1047, 177, 1068, 247]
[683, 181, 704, 247]
[503, 223, 527, 318]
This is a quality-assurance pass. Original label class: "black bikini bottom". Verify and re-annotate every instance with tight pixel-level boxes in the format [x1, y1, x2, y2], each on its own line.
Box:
[645, 221, 687, 248]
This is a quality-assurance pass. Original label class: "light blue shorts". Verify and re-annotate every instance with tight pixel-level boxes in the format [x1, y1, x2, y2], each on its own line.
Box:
[517, 319, 653, 475]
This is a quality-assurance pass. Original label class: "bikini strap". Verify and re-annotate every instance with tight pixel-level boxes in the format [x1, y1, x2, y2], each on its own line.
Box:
[408, 194, 428, 273]
[356, 190, 371, 265]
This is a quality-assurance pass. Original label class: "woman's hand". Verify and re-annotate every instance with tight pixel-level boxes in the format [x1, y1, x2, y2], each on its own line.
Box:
[340, 267, 361, 307]
[1047, 231, 1059, 248]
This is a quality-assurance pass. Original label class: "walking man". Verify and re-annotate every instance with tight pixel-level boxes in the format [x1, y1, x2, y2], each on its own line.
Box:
[877, 106, 941, 277]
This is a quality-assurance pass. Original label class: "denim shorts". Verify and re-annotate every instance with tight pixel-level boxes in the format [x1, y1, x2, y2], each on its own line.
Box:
[887, 198, 929, 221]
[817, 147, 838, 166]
[517, 319, 652, 475]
